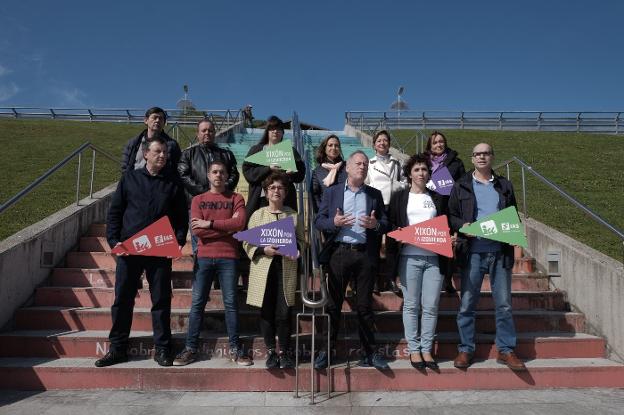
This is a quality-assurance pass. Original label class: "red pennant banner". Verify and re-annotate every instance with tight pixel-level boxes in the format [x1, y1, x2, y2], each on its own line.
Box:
[111, 216, 181, 258]
[387, 215, 453, 257]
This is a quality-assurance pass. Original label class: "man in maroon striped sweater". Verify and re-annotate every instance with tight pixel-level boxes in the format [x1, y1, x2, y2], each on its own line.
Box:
[173, 160, 252, 366]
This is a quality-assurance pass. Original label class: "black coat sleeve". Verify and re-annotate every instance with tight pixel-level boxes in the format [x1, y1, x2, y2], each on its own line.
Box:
[447, 183, 464, 233]
[177, 149, 207, 197]
[120, 139, 135, 174]
[171, 183, 189, 247]
[225, 149, 240, 191]
[288, 147, 306, 184]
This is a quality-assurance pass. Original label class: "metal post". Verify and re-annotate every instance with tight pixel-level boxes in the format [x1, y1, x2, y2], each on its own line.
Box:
[521, 166, 527, 218]
[506, 163, 510, 180]
[89, 150, 96, 198]
[576, 113, 581, 132]
[76, 152, 82, 206]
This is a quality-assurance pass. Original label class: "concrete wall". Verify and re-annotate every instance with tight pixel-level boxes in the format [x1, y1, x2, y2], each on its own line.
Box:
[524, 217, 624, 362]
[0, 184, 116, 329]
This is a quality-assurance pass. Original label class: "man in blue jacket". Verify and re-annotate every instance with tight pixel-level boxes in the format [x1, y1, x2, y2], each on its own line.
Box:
[96, 136, 188, 368]
[314, 150, 390, 370]
[448, 143, 526, 371]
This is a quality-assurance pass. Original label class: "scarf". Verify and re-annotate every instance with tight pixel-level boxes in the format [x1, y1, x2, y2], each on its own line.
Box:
[322, 161, 343, 187]
[430, 151, 448, 173]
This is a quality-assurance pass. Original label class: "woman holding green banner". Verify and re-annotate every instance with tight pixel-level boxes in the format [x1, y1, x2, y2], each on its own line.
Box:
[242, 116, 306, 221]
[387, 153, 446, 370]
[243, 172, 305, 369]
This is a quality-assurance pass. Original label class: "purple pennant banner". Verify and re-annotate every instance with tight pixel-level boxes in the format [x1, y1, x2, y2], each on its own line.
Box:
[428, 166, 455, 196]
[233, 217, 298, 257]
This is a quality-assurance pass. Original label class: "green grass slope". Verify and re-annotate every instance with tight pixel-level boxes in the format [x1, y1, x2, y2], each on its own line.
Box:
[392, 129, 624, 262]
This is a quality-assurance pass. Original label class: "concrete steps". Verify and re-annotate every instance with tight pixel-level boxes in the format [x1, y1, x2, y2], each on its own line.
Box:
[2, 220, 624, 392]
[1, 357, 623, 391]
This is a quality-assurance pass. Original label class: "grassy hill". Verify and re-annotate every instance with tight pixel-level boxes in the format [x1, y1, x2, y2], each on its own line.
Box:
[1, 120, 622, 262]
[391, 129, 624, 262]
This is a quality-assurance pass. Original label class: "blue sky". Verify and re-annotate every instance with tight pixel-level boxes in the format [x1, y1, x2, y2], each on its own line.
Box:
[0, 0, 622, 129]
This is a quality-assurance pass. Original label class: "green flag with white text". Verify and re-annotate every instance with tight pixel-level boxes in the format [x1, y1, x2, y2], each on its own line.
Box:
[459, 206, 528, 248]
[244, 139, 297, 171]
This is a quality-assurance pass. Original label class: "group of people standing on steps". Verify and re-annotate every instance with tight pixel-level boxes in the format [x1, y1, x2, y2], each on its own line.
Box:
[96, 107, 527, 374]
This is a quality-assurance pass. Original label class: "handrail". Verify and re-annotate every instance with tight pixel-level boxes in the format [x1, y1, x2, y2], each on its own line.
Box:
[495, 156, 624, 241]
[345, 110, 623, 135]
[0, 142, 120, 215]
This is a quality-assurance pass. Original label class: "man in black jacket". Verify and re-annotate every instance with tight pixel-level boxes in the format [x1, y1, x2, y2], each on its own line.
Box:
[177, 119, 239, 257]
[120, 107, 181, 174]
[448, 143, 526, 372]
[96, 136, 188, 368]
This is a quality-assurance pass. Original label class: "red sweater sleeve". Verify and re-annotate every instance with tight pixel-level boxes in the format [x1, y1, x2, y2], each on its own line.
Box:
[211, 194, 246, 233]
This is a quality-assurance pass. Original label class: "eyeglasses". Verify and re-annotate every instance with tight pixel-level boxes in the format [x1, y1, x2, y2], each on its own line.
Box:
[267, 185, 285, 192]
[472, 151, 493, 157]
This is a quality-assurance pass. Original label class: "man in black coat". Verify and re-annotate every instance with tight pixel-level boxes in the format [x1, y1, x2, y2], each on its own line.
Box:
[96, 136, 188, 368]
[448, 142, 526, 372]
[314, 150, 390, 370]
[120, 107, 181, 174]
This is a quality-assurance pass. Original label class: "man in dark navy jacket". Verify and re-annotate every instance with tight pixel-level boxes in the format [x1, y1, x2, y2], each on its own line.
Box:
[96, 136, 188, 368]
[314, 150, 390, 370]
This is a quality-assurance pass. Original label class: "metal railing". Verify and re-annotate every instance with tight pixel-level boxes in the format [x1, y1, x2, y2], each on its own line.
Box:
[0, 106, 243, 129]
[346, 110, 624, 135]
[495, 156, 624, 257]
[292, 112, 331, 403]
[0, 142, 120, 215]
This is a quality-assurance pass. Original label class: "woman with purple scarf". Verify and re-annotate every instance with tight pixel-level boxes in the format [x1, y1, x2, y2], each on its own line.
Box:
[425, 131, 466, 293]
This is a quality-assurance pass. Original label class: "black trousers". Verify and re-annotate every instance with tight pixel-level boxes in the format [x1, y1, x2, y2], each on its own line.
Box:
[109, 255, 172, 352]
[260, 258, 292, 351]
[327, 246, 377, 355]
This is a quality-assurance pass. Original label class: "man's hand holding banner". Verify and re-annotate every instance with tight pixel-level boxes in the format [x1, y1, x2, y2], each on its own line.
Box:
[111, 216, 182, 258]
[244, 139, 297, 171]
[459, 206, 528, 248]
[233, 217, 298, 258]
[387, 215, 454, 257]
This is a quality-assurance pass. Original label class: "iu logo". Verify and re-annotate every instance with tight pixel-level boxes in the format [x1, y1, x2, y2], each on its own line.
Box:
[132, 235, 151, 253]
[480, 220, 498, 236]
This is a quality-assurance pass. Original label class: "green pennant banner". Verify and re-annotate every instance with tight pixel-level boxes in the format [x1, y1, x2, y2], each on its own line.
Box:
[459, 206, 528, 248]
[244, 139, 297, 171]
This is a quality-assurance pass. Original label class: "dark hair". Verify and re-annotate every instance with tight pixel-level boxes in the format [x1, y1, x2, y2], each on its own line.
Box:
[262, 171, 290, 194]
[197, 118, 215, 130]
[315, 134, 343, 164]
[207, 160, 227, 172]
[259, 115, 285, 145]
[144, 106, 167, 122]
[372, 130, 391, 146]
[425, 130, 447, 153]
[141, 135, 167, 154]
[403, 153, 431, 184]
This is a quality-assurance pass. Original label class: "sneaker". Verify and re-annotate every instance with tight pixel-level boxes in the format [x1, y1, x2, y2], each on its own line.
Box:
[265, 349, 280, 369]
[154, 349, 173, 367]
[279, 350, 295, 369]
[230, 347, 253, 366]
[314, 350, 329, 370]
[95, 350, 128, 367]
[173, 349, 197, 366]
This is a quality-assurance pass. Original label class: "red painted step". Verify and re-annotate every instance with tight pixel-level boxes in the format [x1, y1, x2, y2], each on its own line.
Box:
[0, 330, 605, 360]
[33, 286, 567, 311]
[1, 357, 623, 391]
[50, 268, 551, 292]
[66, 252, 193, 271]
[14, 307, 586, 333]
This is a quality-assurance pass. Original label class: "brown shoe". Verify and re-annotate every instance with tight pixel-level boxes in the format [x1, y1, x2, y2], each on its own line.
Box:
[453, 351, 473, 368]
[497, 351, 527, 371]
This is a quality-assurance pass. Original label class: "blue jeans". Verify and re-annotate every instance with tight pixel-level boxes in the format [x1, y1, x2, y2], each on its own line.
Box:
[398, 255, 443, 353]
[457, 252, 516, 354]
[185, 258, 239, 351]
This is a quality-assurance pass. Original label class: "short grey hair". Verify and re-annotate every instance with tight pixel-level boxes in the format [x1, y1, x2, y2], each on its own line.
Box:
[347, 150, 369, 164]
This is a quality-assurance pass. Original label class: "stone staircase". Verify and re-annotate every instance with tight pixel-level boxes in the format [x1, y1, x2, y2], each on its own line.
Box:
[1, 223, 623, 391]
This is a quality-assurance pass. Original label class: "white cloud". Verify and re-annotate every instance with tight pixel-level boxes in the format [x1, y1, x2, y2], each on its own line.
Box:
[0, 82, 19, 101]
[0, 64, 11, 77]
[51, 86, 88, 107]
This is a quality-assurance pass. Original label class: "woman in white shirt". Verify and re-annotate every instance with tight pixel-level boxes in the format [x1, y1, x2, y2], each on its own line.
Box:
[387, 153, 446, 370]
